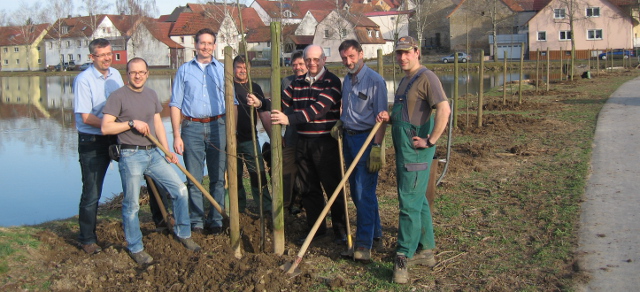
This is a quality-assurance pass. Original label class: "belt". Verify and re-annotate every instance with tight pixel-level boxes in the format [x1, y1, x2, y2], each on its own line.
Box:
[344, 128, 372, 135]
[184, 114, 225, 123]
[120, 144, 156, 150]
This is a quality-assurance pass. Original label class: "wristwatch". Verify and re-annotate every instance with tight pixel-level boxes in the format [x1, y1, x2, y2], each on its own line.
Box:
[128, 120, 134, 128]
[426, 138, 435, 148]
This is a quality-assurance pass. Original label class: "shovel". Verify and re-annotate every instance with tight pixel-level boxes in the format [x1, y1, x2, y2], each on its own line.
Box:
[146, 134, 229, 220]
[337, 135, 354, 258]
[144, 175, 175, 231]
[282, 122, 382, 276]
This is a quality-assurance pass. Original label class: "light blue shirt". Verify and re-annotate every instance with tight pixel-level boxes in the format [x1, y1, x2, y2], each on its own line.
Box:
[169, 57, 233, 118]
[73, 65, 124, 135]
[341, 64, 388, 131]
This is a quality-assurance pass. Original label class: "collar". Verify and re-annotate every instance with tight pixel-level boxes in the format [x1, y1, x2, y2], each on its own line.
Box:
[189, 57, 219, 67]
[90, 65, 113, 80]
[305, 67, 326, 84]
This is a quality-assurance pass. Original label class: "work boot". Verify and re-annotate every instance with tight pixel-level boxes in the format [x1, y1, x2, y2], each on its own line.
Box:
[130, 250, 153, 265]
[408, 249, 436, 267]
[178, 237, 202, 252]
[353, 247, 371, 262]
[81, 243, 102, 255]
[393, 253, 409, 284]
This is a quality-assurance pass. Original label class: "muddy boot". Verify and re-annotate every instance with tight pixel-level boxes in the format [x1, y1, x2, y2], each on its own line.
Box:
[353, 247, 371, 263]
[178, 237, 202, 252]
[408, 249, 436, 267]
[130, 250, 153, 265]
[393, 253, 408, 284]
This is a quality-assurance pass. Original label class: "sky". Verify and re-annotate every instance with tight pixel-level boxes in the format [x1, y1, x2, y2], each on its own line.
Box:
[1, 0, 252, 21]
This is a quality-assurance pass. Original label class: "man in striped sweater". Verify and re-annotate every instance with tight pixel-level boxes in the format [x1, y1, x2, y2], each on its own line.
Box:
[253, 45, 347, 245]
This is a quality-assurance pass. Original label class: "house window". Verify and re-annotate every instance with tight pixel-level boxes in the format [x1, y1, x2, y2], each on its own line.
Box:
[62, 26, 68, 34]
[77, 40, 81, 47]
[341, 29, 347, 38]
[375, 31, 380, 38]
[367, 30, 372, 37]
[180, 36, 184, 43]
[66, 41, 71, 48]
[554, 8, 566, 19]
[16, 59, 19, 64]
[537, 31, 547, 41]
[116, 53, 121, 60]
[48, 42, 53, 49]
[324, 47, 331, 57]
[37, 46, 41, 51]
[14, 47, 19, 52]
[3, 48, 7, 53]
[283, 10, 292, 18]
[78, 54, 82, 61]
[587, 29, 603, 40]
[68, 54, 73, 61]
[85, 40, 89, 46]
[3, 60, 7, 65]
[559, 30, 572, 40]
[324, 29, 329, 38]
[38, 58, 42, 64]
[586, 7, 600, 17]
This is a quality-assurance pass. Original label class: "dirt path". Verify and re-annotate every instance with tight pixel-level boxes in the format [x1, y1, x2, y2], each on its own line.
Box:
[576, 76, 640, 291]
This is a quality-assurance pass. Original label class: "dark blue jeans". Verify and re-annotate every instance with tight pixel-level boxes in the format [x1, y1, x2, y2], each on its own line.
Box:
[77, 133, 115, 245]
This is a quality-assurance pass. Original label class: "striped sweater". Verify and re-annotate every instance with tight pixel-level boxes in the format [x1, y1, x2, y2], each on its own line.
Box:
[280, 68, 342, 138]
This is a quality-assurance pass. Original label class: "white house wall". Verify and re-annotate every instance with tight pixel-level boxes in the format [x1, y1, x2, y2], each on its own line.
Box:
[127, 25, 170, 67]
[296, 12, 320, 35]
[367, 14, 409, 41]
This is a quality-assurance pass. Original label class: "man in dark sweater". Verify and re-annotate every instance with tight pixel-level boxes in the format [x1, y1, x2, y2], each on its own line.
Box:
[255, 45, 347, 245]
[233, 56, 272, 213]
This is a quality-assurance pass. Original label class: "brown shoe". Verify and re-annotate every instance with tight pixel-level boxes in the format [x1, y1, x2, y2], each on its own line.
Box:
[408, 249, 436, 267]
[393, 253, 409, 284]
[81, 243, 102, 255]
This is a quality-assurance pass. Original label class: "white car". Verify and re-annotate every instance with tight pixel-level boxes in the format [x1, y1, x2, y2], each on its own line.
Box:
[442, 52, 471, 63]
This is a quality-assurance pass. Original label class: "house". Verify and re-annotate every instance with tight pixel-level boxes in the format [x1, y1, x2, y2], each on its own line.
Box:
[127, 21, 184, 69]
[0, 24, 49, 72]
[364, 10, 411, 44]
[250, 0, 338, 26]
[446, 0, 524, 57]
[43, 15, 138, 69]
[168, 3, 264, 60]
[527, 0, 634, 60]
[313, 10, 388, 62]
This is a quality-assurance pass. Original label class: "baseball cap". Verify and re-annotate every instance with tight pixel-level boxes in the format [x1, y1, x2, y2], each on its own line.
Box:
[395, 36, 418, 51]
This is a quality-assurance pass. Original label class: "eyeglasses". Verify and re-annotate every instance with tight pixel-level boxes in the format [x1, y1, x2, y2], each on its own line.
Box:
[92, 52, 113, 58]
[127, 71, 148, 77]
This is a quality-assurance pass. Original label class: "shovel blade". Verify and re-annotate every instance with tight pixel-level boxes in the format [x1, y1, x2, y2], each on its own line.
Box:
[279, 262, 302, 277]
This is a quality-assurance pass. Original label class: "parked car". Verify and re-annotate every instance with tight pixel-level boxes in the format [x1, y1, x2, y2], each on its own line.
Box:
[79, 62, 92, 70]
[54, 61, 76, 71]
[598, 49, 634, 60]
[441, 52, 471, 63]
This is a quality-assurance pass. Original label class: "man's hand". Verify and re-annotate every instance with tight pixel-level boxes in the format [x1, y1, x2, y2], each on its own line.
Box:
[247, 93, 262, 108]
[376, 111, 390, 123]
[331, 120, 343, 140]
[173, 137, 184, 155]
[271, 109, 290, 125]
[412, 136, 434, 149]
[367, 144, 383, 172]
[131, 120, 150, 136]
[165, 152, 179, 164]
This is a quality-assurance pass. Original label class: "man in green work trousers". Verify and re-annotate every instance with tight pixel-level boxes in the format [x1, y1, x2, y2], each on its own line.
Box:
[376, 36, 451, 284]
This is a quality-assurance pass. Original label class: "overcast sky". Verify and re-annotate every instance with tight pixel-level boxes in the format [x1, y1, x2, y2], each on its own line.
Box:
[1, 0, 252, 21]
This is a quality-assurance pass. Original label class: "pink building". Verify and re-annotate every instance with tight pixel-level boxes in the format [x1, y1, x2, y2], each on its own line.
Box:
[527, 0, 634, 60]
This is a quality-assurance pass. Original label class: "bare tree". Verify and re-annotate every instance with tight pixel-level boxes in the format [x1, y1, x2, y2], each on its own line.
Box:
[0, 9, 11, 26]
[460, 0, 518, 61]
[11, 2, 47, 71]
[115, 0, 158, 57]
[408, 0, 451, 52]
[47, 0, 75, 69]
[78, 0, 112, 39]
[116, 0, 158, 17]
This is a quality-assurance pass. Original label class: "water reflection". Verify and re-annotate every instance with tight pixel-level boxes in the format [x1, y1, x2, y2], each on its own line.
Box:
[0, 71, 527, 226]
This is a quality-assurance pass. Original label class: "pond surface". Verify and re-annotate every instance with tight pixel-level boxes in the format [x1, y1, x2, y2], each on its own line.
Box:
[0, 70, 532, 226]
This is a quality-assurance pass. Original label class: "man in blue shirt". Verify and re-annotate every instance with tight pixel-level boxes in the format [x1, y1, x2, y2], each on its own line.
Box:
[169, 28, 233, 234]
[333, 39, 388, 261]
[73, 38, 124, 254]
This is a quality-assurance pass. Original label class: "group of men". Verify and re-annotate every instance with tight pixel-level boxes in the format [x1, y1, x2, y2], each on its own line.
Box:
[73, 26, 450, 284]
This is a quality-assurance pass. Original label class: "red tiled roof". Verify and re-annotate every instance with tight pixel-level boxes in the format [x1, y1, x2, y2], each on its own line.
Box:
[308, 10, 332, 23]
[354, 27, 386, 44]
[515, 0, 551, 11]
[0, 23, 49, 46]
[254, 0, 337, 20]
[170, 12, 221, 36]
[145, 22, 183, 48]
[107, 15, 140, 36]
[245, 26, 271, 42]
[185, 3, 265, 32]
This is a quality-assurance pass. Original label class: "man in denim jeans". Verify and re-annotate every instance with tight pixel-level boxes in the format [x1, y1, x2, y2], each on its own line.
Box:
[169, 28, 235, 235]
[102, 57, 201, 265]
[73, 38, 123, 254]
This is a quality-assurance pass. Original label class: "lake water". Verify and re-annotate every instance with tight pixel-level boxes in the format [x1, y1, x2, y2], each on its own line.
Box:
[0, 70, 530, 226]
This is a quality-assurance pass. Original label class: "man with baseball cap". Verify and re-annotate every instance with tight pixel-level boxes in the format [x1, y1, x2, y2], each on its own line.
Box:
[376, 35, 451, 284]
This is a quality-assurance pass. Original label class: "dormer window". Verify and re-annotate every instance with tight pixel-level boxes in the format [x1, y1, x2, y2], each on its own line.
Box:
[375, 31, 380, 38]
[283, 10, 292, 18]
[367, 30, 372, 37]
